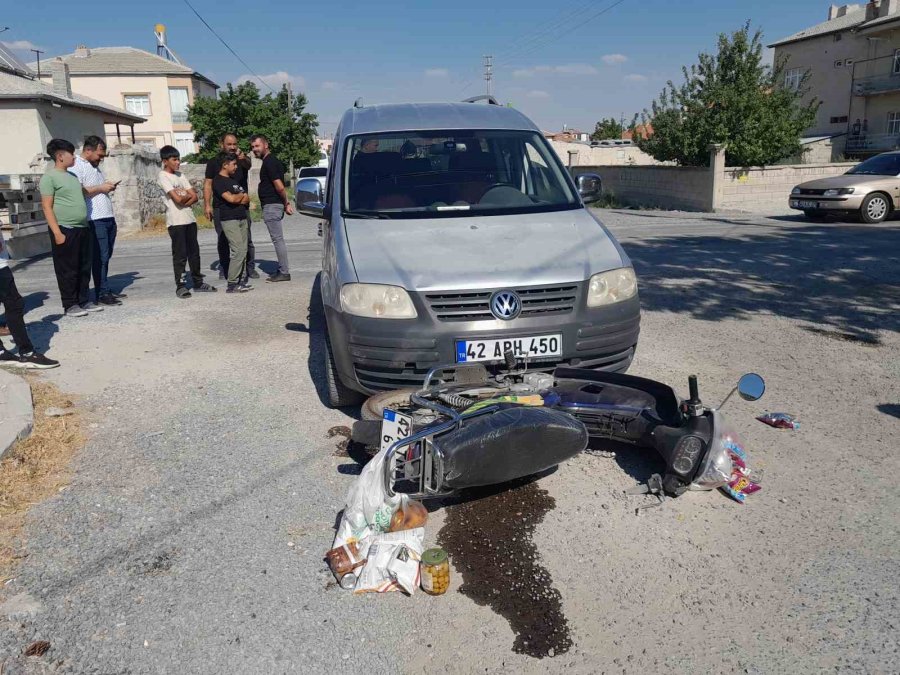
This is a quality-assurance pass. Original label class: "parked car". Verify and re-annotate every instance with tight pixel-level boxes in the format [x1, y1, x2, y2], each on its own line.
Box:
[295, 166, 328, 209]
[790, 151, 900, 224]
[298, 100, 641, 407]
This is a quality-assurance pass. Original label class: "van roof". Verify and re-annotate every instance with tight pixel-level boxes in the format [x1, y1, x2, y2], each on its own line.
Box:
[339, 102, 540, 136]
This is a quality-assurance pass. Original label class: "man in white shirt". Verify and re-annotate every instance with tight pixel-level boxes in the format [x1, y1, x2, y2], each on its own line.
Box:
[70, 136, 122, 306]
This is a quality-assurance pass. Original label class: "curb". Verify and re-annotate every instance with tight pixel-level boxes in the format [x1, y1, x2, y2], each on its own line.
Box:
[0, 369, 33, 460]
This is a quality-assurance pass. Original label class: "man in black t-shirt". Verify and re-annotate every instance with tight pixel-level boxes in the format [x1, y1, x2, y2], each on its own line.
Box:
[250, 134, 294, 282]
[212, 154, 253, 293]
[204, 133, 257, 281]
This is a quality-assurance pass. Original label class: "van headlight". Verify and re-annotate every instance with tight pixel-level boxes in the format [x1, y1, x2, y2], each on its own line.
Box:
[823, 188, 854, 196]
[791, 187, 801, 195]
[586, 268, 638, 307]
[340, 283, 417, 319]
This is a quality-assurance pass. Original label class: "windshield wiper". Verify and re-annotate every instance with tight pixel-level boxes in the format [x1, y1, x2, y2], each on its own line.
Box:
[345, 212, 391, 219]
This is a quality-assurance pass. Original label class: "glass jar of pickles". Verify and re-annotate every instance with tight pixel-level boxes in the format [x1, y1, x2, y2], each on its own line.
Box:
[420, 547, 450, 595]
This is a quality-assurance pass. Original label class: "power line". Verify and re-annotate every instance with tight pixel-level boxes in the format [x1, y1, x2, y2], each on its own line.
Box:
[181, 0, 274, 92]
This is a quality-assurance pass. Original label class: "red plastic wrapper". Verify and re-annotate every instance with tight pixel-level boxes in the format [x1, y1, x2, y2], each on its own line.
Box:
[756, 412, 800, 431]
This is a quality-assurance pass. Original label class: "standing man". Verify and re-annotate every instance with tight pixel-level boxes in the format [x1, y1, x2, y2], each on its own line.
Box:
[40, 138, 104, 318]
[212, 154, 253, 293]
[204, 133, 257, 281]
[0, 231, 59, 369]
[250, 134, 293, 282]
[70, 136, 124, 306]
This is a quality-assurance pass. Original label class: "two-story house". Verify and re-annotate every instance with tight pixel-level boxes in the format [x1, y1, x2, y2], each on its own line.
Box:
[30, 43, 217, 155]
[770, 1, 900, 157]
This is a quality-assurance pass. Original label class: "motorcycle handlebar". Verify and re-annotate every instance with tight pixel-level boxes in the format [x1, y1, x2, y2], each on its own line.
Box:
[688, 375, 699, 403]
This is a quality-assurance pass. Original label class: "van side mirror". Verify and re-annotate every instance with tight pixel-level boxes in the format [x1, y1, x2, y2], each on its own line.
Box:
[576, 173, 603, 203]
[300, 201, 326, 219]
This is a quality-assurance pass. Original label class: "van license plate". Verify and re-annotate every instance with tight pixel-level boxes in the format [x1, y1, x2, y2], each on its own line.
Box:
[456, 334, 563, 363]
[794, 200, 818, 208]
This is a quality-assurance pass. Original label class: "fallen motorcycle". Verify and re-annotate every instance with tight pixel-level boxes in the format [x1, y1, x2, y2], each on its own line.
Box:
[352, 353, 766, 501]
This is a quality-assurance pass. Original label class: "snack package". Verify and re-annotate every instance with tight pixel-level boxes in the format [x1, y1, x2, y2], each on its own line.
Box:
[354, 527, 425, 595]
[719, 438, 762, 503]
[756, 412, 800, 430]
[325, 541, 366, 579]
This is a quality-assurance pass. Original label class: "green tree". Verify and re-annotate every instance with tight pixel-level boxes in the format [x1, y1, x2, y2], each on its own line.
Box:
[634, 24, 819, 167]
[591, 117, 625, 141]
[187, 82, 319, 167]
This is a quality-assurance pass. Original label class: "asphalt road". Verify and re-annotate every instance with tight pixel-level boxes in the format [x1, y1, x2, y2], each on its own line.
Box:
[0, 210, 898, 673]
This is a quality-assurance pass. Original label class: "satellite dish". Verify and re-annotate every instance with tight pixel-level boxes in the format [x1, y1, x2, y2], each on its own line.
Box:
[0, 41, 35, 78]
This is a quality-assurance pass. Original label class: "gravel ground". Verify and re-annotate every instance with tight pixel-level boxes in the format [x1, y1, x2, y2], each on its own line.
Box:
[0, 210, 898, 673]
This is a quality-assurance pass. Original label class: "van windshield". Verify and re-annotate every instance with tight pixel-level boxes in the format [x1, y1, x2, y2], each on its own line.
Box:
[342, 130, 580, 218]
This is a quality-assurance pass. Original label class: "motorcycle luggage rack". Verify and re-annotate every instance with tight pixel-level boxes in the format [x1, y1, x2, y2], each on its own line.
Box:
[383, 362, 501, 500]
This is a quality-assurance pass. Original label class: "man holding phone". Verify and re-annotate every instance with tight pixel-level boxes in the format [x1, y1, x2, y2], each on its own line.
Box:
[71, 135, 123, 307]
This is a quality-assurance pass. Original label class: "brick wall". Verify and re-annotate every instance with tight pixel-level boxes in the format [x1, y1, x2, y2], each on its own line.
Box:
[719, 162, 856, 213]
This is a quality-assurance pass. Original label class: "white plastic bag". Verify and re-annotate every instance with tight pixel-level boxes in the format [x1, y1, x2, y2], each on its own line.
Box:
[353, 528, 425, 595]
[334, 446, 400, 547]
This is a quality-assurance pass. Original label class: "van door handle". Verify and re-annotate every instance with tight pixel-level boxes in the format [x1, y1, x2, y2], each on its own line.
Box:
[317, 223, 323, 237]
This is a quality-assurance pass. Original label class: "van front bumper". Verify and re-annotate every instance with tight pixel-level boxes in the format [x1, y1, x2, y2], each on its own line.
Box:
[325, 286, 641, 394]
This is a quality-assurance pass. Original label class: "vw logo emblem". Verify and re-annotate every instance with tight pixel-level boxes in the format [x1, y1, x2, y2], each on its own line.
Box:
[490, 290, 521, 321]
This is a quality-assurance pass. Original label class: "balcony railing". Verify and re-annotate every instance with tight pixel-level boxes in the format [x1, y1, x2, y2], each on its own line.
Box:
[171, 112, 189, 124]
[845, 132, 900, 153]
[853, 73, 900, 96]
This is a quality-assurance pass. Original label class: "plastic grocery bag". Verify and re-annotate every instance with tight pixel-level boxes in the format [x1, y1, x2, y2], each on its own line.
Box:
[354, 528, 425, 595]
[334, 446, 401, 548]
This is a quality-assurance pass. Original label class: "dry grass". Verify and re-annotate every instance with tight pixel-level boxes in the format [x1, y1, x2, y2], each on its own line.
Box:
[0, 377, 85, 583]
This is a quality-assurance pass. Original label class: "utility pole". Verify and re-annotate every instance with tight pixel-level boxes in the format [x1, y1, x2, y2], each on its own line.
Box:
[30, 48, 44, 77]
[286, 80, 295, 180]
[484, 55, 493, 97]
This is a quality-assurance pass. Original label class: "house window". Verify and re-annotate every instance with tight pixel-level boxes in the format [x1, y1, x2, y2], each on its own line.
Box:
[169, 87, 190, 124]
[888, 112, 900, 135]
[173, 132, 195, 156]
[784, 68, 803, 90]
[830, 116, 849, 124]
[124, 94, 151, 116]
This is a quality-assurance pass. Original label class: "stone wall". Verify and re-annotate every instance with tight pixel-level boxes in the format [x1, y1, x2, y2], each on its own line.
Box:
[719, 162, 856, 213]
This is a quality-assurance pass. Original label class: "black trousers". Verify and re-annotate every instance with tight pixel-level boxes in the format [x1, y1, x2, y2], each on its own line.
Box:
[168, 223, 204, 289]
[213, 208, 255, 277]
[49, 225, 92, 311]
[0, 267, 33, 354]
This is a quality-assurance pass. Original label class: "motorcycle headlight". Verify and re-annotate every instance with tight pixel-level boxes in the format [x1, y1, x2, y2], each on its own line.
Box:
[824, 188, 854, 197]
[340, 283, 417, 319]
[587, 267, 638, 307]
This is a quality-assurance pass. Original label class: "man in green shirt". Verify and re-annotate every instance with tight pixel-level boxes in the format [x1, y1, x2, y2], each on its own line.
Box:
[40, 138, 114, 317]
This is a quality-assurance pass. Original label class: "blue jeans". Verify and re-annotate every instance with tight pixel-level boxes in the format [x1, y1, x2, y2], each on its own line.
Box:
[90, 217, 117, 299]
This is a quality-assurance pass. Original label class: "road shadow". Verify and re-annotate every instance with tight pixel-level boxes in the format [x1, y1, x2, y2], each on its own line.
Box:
[622, 224, 900, 341]
[9, 251, 52, 273]
[256, 259, 279, 276]
[586, 436, 666, 485]
[107, 271, 142, 295]
[24, 316, 60, 353]
[877, 404, 900, 419]
[23, 291, 50, 314]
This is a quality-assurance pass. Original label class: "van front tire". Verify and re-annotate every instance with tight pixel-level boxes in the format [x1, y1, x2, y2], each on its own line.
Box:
[324, 331, 365, 408]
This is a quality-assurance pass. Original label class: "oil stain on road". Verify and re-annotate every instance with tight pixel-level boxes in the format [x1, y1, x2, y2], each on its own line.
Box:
[437, 479, 572, 659]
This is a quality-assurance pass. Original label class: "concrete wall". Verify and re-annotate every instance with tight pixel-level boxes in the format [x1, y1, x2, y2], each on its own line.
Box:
[571, 145, 858, 214]
[549, 140, 660, 167]
[98, 146, 169, 233]
[572, 164, 714, 211]
[36, 100, 108, 153]
[0, 103, 43, 174]
[719, 162, 856, 212]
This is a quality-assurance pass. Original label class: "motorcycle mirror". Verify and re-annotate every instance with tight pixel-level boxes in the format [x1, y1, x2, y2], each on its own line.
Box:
[737, 373, 765, 402]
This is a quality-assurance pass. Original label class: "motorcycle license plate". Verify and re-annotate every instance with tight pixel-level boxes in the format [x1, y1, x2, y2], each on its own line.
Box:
[793, 200, 818, 208]
[456, 334, 563, 363]
[381, 409, 413, 453]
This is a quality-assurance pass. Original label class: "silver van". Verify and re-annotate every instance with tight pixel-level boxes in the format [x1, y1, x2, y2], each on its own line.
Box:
[301, 100, 640, 406]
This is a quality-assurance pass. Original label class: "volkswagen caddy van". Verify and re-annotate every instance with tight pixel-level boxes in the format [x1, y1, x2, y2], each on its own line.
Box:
[300, 99, 641, 406]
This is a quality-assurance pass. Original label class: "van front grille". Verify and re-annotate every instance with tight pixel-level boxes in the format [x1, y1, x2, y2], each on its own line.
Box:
[425, 284, 579, 322]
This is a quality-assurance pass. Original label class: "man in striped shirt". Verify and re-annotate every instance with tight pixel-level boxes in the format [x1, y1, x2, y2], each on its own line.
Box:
[71, 136, 123, 307]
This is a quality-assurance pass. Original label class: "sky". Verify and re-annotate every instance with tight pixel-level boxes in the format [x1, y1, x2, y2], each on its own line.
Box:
[2, 0, 834, 137]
